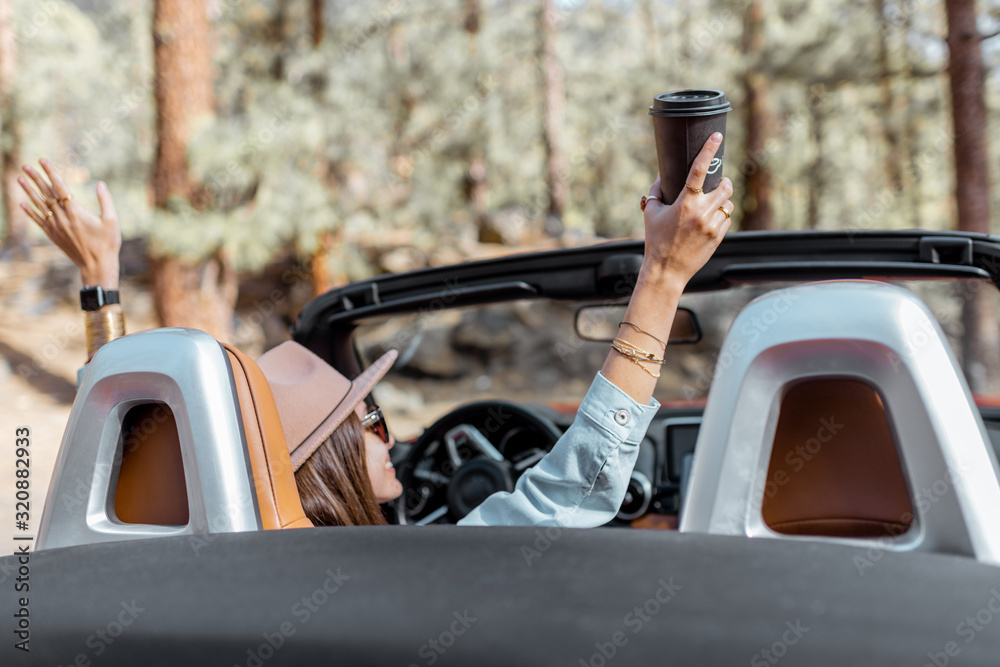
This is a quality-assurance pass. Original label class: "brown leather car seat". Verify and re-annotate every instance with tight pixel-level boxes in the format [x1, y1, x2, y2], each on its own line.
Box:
[761, 378, 913, 538]
[114, 342, 312, 530]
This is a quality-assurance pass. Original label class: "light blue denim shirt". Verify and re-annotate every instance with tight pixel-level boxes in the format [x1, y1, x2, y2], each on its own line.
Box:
[78, 362, 659, 529]
[458, 371, 660, 528]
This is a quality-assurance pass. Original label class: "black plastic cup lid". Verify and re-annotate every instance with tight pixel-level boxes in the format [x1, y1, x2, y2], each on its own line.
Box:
[649, 89, 731, 117]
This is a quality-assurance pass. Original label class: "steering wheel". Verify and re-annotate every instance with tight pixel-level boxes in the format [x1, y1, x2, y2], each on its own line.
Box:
[394, 401, 562, 525]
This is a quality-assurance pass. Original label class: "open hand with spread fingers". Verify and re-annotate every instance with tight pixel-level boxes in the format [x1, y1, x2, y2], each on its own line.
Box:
[17, 159, 122, 289]
[638, 132, 734, 290]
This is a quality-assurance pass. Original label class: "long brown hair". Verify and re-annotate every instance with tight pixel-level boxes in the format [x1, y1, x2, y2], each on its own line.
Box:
[293, 412, 388, 527]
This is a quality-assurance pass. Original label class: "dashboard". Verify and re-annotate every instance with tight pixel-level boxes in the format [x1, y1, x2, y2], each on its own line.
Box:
[391, 402, 1000, 527]
[539, 405, 706, 526]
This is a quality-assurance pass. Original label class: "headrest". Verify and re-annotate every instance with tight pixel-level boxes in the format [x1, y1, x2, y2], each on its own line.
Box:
[679, 281, 1000, 565]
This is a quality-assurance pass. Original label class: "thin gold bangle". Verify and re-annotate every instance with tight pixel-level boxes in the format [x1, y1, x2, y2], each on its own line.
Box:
[619, 321, 666, 350]
[612, 338, 665, 364]
[612, 347, 661, 378]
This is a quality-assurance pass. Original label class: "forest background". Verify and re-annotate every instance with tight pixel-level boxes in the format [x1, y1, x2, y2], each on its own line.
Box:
[1, 0, 1000, 392]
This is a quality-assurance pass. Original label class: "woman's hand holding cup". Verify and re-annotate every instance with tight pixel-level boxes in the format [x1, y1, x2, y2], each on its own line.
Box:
[639, 133, 734, 291]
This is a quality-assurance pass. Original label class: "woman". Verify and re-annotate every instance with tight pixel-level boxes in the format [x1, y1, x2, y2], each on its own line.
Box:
[19, 134, 733, 527]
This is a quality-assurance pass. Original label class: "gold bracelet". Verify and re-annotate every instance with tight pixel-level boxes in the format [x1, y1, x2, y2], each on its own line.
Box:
[612, 338, 665, 364]
[619, 321, 666, 350]
[612, 347, 661, 378]
[85, 310, 126, 359]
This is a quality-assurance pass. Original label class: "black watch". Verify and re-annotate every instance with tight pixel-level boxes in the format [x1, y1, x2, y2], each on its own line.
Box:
[80, 286, 120, 312]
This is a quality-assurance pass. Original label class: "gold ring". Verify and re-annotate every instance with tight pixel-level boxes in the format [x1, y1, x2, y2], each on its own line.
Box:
[684, 183, 703, 194]
[44, 210, 54, 218]
[640, 195, 660, 212]
[719, 206, 730, 220]
[57, 195, 72, 205]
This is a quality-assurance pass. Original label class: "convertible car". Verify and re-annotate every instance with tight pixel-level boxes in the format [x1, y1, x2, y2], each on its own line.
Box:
[6, 230, 1000, 666]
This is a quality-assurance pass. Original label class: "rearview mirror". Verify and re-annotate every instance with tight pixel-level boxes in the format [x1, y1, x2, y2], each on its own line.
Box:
[574, 305, 702, 345]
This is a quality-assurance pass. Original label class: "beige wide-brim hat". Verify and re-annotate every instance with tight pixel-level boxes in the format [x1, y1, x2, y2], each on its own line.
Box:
[256, 341, 398, 471]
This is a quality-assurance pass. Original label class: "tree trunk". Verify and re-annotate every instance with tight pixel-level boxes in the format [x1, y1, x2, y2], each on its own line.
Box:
[311, 0, 324, 47]
[463, 0, 480, 40]
[876, 0, 904, 195]
[901, 0, 922, 228]
[463, 0, 490, 241]
[739, 0, 772, 231]
[385, 24, 415, 193]
[0, 0, 26, 256]
[806, 97, 826, 230]
[538, 0, 567, 237]
[467, 151, 490, 239]
[638, 0, 658, 68]
[151, 0, 235, 341]
[151, 253, 238, 340]
[945, 0, 1000, 391]
[310, 230, 345, 296]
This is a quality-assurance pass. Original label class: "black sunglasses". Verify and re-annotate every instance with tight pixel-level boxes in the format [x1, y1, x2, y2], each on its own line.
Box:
[361, 405, 391, 444]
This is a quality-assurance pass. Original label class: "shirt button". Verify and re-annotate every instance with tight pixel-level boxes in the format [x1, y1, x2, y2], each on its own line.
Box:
[614, 409, 630, 426]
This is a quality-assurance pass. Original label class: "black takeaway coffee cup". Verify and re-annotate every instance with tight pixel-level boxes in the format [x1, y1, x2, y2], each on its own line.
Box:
[649, 89, 732, 204]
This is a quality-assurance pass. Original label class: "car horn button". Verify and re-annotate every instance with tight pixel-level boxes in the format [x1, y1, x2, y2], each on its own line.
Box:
[447, 458, 514, 520]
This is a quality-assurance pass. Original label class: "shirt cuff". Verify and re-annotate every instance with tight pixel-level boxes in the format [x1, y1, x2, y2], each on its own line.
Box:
[576, 371, 660, 445]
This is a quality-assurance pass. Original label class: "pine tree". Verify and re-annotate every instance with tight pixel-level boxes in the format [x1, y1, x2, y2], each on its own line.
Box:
[538, 0, 566, 237]
[740, 0, 772, 231]
[0, 0, 25, 256]
[150, 0, 237, 341]
[945, 0, 1000, 391]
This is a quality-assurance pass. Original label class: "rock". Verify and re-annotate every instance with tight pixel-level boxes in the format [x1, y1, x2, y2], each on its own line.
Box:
[398, 326, 474, 379]
[478, 208, 545, 246]
[379, 247, 427, 274]
[452, 310, 518, 355]
[371, 380, 424, 416]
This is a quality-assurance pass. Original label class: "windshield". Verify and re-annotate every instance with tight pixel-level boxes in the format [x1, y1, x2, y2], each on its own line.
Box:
[355, 279, 1000, 440]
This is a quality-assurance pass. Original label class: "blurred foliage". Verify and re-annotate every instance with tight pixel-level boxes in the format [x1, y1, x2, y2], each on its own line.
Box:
[6, 0, 1000, 278]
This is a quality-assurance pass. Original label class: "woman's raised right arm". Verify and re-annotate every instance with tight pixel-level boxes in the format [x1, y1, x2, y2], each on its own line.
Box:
[18, 159, 125, 360]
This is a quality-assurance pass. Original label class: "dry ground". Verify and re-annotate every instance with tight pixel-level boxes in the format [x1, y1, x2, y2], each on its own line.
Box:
[0, 249, 157, 554]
